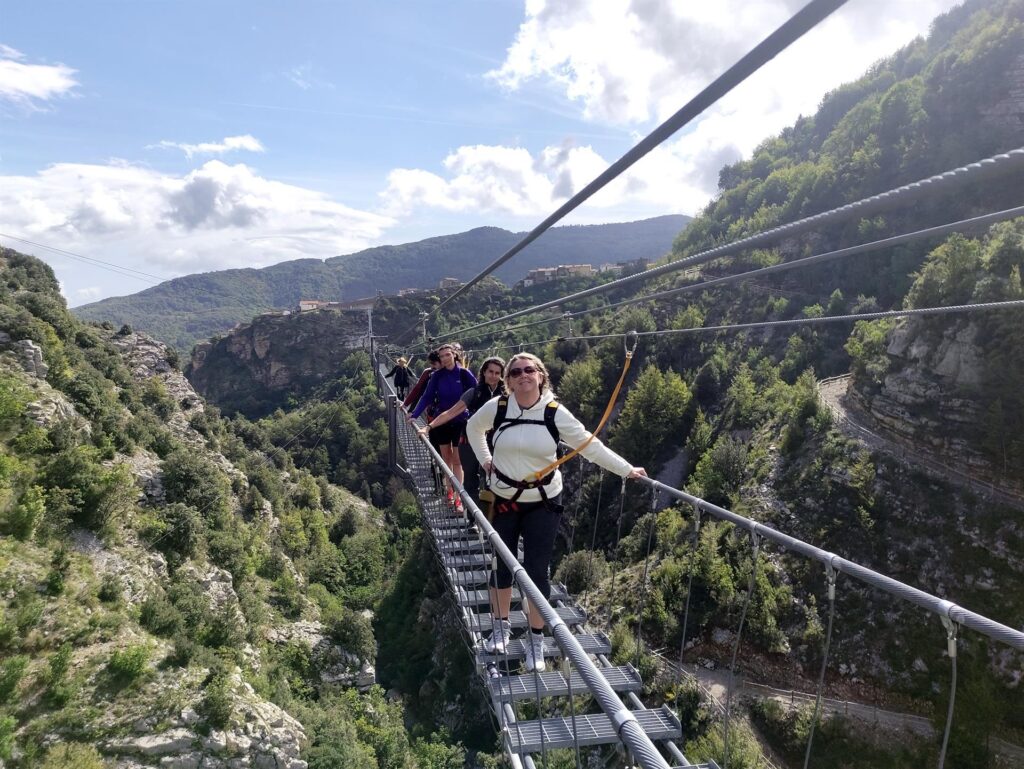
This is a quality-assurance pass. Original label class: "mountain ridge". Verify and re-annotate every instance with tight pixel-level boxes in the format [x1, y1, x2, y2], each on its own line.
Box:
[74, 215, 690, 351]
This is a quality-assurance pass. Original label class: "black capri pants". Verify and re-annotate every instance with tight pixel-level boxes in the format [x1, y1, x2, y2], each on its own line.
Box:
[489, 493, 563, 599]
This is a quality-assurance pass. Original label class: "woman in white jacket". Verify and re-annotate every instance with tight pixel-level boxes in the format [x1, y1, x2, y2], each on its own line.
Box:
[466, 352, 646, 672]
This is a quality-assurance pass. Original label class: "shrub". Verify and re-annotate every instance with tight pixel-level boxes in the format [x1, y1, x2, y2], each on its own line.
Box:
[98, 573, 122, 604]
[139, 594, 183, 636]
[0, 715, 14, 762]
[554, 550, 610, 594]
[39, 742, 105, 769]
[162, 448, 231, 515]
[201, 670, 235, 728]
[329, 607, 376, 664]
[108, 645, 150, 683]
[116, 323, 133, 336]
[142, 377, 176, 419]
[45, 546, 71, 595]
[0, 655, 28, 704]
[43, 643, 73, 707]
[7, 485, 45, 541]
[158, 502, 205, 565]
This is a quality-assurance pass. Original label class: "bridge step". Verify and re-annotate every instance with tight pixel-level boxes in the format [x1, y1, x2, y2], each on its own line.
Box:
[477, 632, 611, 664]
[437, 537, 488, 554]
[468, 606, 586, 632]
[442, 552, 492, 569]
[503, 705, 681, 752]
[489, 664, 642, 702]
[458, 584, 570, 607]
[449, 569, 490, 586]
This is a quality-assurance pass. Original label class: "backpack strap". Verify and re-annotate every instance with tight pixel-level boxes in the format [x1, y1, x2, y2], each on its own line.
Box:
[459, 365, 475, 393]
[543, 401, 560, 446]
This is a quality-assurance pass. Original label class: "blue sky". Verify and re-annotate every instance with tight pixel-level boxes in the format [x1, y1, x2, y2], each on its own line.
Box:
[0, 0, 960, 305]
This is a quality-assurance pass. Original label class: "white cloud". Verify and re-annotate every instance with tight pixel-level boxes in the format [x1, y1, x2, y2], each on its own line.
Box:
[0, 160, 394, 292]
[75, 286, 102, 300]
[151, 134, 266, 159]
[382, 139, 708, 218]
[491, 1, 960, 126]
[382, 2, 961, 221]
[0, 44, 78, 107]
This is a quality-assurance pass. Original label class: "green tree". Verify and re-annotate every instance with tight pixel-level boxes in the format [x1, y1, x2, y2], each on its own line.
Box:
[611, 365, 691, 468]
[7, 485, 45, 540]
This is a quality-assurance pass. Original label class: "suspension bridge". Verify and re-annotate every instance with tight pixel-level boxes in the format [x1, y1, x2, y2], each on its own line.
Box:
[364, 1, 1024, 763]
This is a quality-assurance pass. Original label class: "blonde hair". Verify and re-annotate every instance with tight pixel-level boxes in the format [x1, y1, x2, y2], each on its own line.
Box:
[506, 352, 553, 395]
[397, 357, 408, 366]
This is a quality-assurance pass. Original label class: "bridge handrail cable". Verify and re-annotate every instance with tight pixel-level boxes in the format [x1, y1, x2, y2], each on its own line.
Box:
[428, 148, 1024, 346]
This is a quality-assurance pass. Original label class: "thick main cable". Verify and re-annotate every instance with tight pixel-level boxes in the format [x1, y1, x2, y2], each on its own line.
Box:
[395, 0, 850, 343]
[556, 298, 1024, 343]
[561, 204, 1024, 323]
[435, 148, 1024, 343]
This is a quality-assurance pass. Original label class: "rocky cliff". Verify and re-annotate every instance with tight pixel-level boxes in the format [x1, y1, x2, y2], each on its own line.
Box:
[187, 308, 372, 416]
[849, 317, 1023, 497]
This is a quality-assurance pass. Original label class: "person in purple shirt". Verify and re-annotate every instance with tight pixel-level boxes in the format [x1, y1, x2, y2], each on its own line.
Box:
[409, 343, 477, 509]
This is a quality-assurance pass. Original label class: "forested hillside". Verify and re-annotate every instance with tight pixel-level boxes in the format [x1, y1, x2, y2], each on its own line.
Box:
[74, 215, 688, 352]
[0, 248, 487, 768]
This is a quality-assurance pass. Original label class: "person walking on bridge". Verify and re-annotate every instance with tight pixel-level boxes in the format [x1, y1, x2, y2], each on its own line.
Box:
[385, 357, 413, 400]
[403, 350, 441, 411]
[409, 343, 477, 510]
[420, 356, 505, 521]
[466, 351, 646, 672]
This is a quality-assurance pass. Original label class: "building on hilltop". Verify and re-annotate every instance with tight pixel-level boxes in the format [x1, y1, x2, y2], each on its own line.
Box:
[597, 258, 650, 277]
[518, 263, 595, 288]
[439, 277, 463, 289]
[298, 299, 337, 312]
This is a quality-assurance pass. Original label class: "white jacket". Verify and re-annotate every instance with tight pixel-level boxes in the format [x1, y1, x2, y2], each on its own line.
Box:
[466, 390, 634, 503]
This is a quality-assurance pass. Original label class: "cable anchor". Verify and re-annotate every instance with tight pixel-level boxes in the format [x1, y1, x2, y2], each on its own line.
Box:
[940, 616, 959, 659]
[624, 329, 639, 358]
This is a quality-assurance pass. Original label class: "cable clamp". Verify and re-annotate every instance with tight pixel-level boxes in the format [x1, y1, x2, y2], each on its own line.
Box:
[625, 330, 639, 357]
[609, 707, 638, 736]
[823, 555, 838, 601]
[651, 485, 660, 511]
[940, 614, 959, 659]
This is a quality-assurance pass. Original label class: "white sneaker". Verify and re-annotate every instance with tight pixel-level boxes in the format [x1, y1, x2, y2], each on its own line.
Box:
[524, 632, 546, 673]
[484, 619, 512, 654]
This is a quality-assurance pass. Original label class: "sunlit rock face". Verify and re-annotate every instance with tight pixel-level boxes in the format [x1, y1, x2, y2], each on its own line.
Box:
[186, 308, 369, 417]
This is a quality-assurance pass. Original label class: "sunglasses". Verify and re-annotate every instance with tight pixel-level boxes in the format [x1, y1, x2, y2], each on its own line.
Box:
[508, 365, 539, 378]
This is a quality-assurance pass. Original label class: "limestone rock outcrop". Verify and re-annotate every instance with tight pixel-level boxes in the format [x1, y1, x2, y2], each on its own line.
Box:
[267, 620, 376, 690]
[186, 308, 370, 416]
[850, 318, 1022, 496]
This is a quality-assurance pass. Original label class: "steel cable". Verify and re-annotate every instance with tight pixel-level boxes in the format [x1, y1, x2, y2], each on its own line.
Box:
[582, 470, 606, 610]
[724, 532, 760, 769]
[803, 565, 838, 769]
[937, 621, 960, 769]
[396, 0, 851, 343]
[675, 505, 701, 717]
[434, 149, 1024, 343]
[634, 487, 661, 672]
